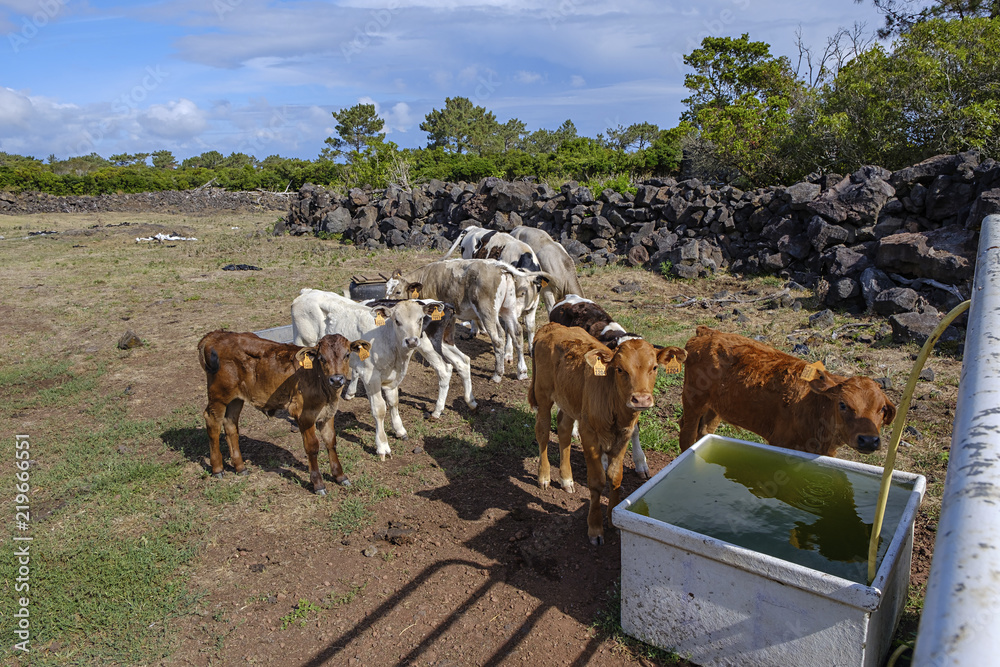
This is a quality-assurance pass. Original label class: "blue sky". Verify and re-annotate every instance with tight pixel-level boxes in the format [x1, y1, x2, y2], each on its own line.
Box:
[0, 0, 886, 162]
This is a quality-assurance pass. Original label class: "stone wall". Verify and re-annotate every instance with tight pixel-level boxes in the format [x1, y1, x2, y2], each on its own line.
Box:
[283, 151, 1000, 340]
[0, 188, 289, 215]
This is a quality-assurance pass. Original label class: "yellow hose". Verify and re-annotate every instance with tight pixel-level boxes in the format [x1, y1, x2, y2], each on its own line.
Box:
[868, 299, 971, 584]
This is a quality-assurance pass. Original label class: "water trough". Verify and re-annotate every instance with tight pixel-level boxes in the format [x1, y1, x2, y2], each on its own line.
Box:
[613, 435, 925, 666]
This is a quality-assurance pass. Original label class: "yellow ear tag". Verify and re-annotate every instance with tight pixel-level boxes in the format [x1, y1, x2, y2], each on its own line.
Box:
[300, 355, 313, 370]
[593, 358, 606, 377]
[431, 307, 443, 321]
[410, 288, 420, 299]
[540, 278, 549, 287]
[374, 312, 386, 326]
[357, 347, 370, 361]
[800, 360, 825, 381]
[664, 358, 683, 374]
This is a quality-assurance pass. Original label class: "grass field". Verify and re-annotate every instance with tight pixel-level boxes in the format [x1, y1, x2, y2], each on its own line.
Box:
[0, 211, 959, 665]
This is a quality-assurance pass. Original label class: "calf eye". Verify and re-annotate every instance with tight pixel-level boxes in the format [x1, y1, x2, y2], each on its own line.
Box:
[839, 401, 847, 411]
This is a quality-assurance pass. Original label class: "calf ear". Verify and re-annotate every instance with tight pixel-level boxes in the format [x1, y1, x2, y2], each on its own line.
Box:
[422, 301, 445, 321]
[350, 340, 372, 361]
[390, 269, 403, 279]
[294, 346, 318, 369]
[805, 370, 838, 393]
[881, 400, 897, 427]
[584, 349, 613, 376]
[405, 282, 423, 299]
[371, 305, 392, 326]
[656, 346, 687, 373]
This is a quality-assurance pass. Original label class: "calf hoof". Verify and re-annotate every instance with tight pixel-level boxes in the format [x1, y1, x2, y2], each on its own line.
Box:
[237, 468, 250, 476]
[467, 400, 479, 411]
[315, 487, 328, 497]
[635, 467, 651, 480]
[491, 374, 502, 384]
[212, 472, 224, 479]
[589, 535, 605, 546]
[560, 480, 575, 493]
[516, 371, 529, 381]
[337, 477, 352, 487]
[428, 410, 443, 419]
[539, 478, 550, 490]
[399, 434, 409, 441]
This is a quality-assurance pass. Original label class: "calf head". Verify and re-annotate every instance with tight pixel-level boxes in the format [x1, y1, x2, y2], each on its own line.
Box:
[584, 340, 688, 411]
[298, 334, 371, 389]
[805, 372, 896, 454]
[370, 300, 441, 349]
[385, 277, 422, 300]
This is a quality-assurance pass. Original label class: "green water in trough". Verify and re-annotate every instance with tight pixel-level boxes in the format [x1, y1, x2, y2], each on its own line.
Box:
[627, 439, 915, 584]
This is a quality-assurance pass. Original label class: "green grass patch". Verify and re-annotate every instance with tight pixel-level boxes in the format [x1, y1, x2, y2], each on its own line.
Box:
[280, 599, 324, 630]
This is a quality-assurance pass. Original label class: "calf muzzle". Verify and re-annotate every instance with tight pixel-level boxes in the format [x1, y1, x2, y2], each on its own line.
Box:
[329, 374, 347, 388]
[856, 434, 881, 453]
[628, 393, 654, 410]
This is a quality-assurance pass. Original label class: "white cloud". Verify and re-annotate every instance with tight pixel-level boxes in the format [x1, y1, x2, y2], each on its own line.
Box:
[515, 70, 543, 84]
[570, 75, 586, 87]
[0, 87, 32, 128]
[140, 99, 208, 139]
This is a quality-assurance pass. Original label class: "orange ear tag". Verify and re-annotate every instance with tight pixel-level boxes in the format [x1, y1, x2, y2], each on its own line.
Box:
[301, 356, 313, 370]
[593, 358, 606, 376]
[357, 348, 370, 361]
[664, 358, 683, 374]
[410, 288, 420, 299]
[431, 307, 443, 321]
[800, 360, 825, 381]
[374, 312, 386, 326]
[540, 278, 549, 287]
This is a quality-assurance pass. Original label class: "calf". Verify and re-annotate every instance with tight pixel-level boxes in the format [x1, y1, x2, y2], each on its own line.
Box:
[386, 259, 547, 383]
[198, 331, 370, 495]
[529, 322, 687, 544]
[548, 294, 643, 349]
[354, 297, 477, 418]
[510, 226, 584, 311]
[548, 294, 663, 478]
[291, 289, 444, 460]
[678, 326, 897, 456]
[442, 226, 546, 351]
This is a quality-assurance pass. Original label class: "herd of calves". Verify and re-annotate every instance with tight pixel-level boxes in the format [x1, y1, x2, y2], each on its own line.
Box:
[198, 225, 897, 544]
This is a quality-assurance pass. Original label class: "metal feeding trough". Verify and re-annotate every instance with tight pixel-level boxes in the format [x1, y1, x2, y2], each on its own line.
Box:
[612, 435, 925, 667]
[348, 274, 389, 301]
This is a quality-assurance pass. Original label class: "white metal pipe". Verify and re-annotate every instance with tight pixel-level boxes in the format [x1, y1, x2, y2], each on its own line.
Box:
[914, 214, 1000, 666]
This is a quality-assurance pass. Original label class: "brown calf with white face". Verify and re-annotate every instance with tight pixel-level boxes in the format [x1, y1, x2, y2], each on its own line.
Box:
[678, 326, 896, 456]
[528, 322, 687, 545]
[198, 330, 371, 495]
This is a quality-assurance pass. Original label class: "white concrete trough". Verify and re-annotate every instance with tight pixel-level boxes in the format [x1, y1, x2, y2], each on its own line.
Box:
[613, 435, 925, 667]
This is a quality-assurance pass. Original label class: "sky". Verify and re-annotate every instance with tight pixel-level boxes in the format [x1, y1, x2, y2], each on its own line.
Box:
[0, 0, 888, 162]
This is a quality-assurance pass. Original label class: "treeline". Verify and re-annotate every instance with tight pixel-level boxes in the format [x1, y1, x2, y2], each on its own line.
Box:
[2, 5, 998, 195]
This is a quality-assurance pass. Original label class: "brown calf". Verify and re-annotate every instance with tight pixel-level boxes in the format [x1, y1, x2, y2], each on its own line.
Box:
[529, 322, 687, 544]
[198, 330, 371, 495]
[678, 326, 896, 456]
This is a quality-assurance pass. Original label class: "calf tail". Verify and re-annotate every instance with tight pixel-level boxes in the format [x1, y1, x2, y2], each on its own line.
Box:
[198, 342, 220, 374]
[441, 228, 468, 259]
[527, 356, 538, 411]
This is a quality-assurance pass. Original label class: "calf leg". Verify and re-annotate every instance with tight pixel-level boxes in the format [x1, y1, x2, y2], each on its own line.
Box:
[297, 419, 327, 495]
[343, 375, 358, 401]
[499, 310, 528, 380]
[523, 298, 538, 355]
[204, 401, 228, 477]
[555, 409, 576, 492]
[383, 385, 407, 440]
[441, 342, 477, 411]
[631, 428, 649, 479]
[318, 416, 350, 487]
[478, 313, 506, 383]
[582, 438, 609, 545]
[223, 399, 247, 475]
[679, 389, 707, 451]
[416, 336, 452, 419]
[534, 396, 555, 489]
[365, 381, 393, 461]
[606, 450, 627, 527]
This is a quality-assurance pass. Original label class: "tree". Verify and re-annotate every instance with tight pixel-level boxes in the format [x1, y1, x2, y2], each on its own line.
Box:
[497, 118, 527, 151]
[151, 150, 177, 169]
[605, 122, 661, 151]
[327, 103, 385, 153]
[420, 97, 499, 155]
[823, 17, 1000, 168]
[857, 0, 999, 38]
[681, 34, 804, 185]
[182, 150, 224, 169]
